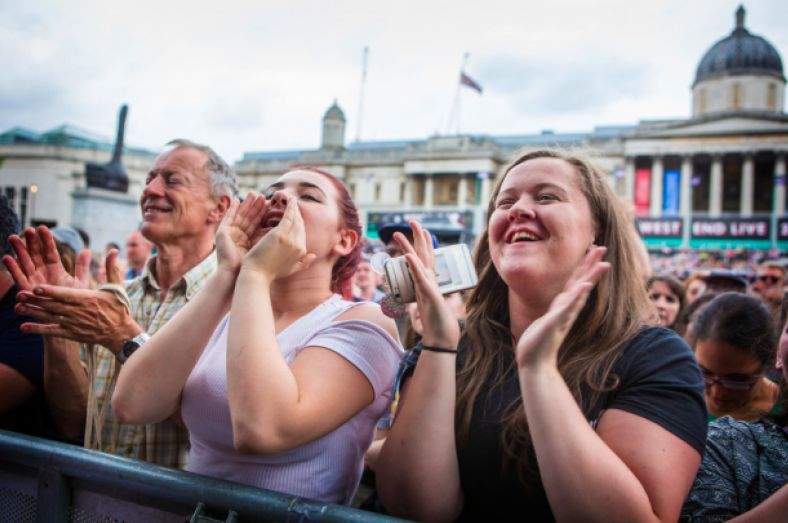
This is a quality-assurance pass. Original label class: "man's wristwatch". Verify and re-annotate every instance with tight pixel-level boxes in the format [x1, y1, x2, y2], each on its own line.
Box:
[117, 332, 151, 363]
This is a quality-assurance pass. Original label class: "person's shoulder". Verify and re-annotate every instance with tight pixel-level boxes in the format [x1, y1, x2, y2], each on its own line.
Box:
[625, 325, 687, 350]
[335, 301, 399, 344]
[709, 416, 784, 446]
[618, 326, 693, 366]
[703, 417, 764, 464]
[613, 325, 702, 393]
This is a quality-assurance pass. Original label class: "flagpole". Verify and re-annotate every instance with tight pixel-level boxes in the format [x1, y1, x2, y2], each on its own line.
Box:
[458, 52, 470, 134]
[446, 52, 469, 135]
[355, 46, 369, 143]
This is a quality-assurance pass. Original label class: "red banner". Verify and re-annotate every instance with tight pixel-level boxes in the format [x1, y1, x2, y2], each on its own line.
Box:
[634, 168, 651, 216]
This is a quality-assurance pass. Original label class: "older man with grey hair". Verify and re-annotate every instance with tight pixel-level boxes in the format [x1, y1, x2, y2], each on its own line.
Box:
[5, 139, 237, 468]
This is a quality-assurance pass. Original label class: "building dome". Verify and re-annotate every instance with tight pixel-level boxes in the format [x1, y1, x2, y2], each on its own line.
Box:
[693, 6, 784, 87]
[323, 100, 346, 122]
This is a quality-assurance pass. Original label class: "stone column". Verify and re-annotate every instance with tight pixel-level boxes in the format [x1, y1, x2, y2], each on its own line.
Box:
[680, 155, 693, 216]
[680, 156, 693, 248]
[403, 178, 412, 207]
[709, 155, 723, 217]
[424, 175, 434, 209]
[649, 156, 664, 217]
[457, 174, 468, 209]
[473, 172, 492, 237]
[624, 157, 635, 203]
[741, 154, 754, 216]
[776, 154, 786, 216]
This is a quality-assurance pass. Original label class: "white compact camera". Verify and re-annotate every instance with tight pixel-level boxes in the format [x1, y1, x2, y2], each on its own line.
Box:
[383, 243, 478, 303]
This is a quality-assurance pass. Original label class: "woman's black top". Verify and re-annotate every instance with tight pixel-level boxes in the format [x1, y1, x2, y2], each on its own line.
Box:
[399, 326, 707, 521]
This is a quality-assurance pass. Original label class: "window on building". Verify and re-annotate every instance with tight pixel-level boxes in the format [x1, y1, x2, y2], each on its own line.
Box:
[732, 83, 742, 109]
[20, 187, 28, 227]
[753, 154, 775, 213]
[466, 176, 478, 205]
[691, 159, 711, 213]
[348, 183, 356, 200]
[411, 178, 425, 206]
[698, 88, 707, 114]
[374, 183, 382, 202]
[433, 175, 459, 206]
[767, 83, 777, 111]
[399, 181, 406, 203]
[4, 186, 15, 210]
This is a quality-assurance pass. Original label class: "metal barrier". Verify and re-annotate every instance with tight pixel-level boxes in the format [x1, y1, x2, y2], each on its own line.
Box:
[0, 430, 407, 522]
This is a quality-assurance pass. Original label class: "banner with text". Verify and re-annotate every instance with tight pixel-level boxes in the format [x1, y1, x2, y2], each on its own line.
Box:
[691, 217, 770, 240]
[778, 217, 788, 241]
[636, 217, 683, 248]
[636, 217, 683, 238]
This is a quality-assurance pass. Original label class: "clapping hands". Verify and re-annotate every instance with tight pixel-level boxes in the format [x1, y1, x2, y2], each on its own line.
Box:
[515, 246, 610, 371]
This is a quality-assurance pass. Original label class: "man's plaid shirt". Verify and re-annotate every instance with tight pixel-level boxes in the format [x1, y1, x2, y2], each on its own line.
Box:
[86, 252, 216, 468]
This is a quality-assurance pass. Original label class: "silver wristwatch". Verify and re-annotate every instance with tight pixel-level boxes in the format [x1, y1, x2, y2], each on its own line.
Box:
[117, 332, 151, 363]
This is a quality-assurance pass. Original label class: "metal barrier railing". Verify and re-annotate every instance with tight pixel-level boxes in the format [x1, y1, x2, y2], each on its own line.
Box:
[0, 430, 407, 522]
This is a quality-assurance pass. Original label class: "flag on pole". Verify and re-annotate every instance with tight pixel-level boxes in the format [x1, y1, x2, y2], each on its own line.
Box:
[459, 71, 483, 94]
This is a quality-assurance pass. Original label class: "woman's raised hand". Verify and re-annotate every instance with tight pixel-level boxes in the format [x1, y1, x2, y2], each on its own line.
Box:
[393, 221, 460, 350]
[515, 246, 610, 371]
[242, 195, 316, 280]
[215, 193, 268, 273]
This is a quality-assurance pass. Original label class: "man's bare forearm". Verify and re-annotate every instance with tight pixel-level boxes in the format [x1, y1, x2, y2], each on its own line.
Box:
[43, 337, 89, 441]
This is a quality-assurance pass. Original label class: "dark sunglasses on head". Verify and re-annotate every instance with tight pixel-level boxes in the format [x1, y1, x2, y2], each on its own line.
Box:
[756, 275, 781, 285]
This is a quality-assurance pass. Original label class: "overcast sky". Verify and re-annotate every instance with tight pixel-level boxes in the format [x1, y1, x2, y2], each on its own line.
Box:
[1, 0, 786, 163]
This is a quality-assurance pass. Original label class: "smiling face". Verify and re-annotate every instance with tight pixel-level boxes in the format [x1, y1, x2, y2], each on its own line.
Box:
[262, 169, 357, 271]
[648, 280, 681, 327]
[488, 158, 596, 299]
[139, 147, 224, 245]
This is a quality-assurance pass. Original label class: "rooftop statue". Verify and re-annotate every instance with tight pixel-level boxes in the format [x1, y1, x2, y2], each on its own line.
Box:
[85, 105, 130, 193]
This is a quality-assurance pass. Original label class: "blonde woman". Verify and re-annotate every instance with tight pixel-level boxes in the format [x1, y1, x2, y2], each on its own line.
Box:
[376, 150, 707, 522]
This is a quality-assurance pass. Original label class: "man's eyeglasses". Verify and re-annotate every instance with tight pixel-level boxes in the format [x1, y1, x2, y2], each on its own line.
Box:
[700, 369, 762, 391]
[756, 275, 782, 285]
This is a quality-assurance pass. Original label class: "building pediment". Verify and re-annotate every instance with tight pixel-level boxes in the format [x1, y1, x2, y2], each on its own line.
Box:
[631, 112, 788, 139]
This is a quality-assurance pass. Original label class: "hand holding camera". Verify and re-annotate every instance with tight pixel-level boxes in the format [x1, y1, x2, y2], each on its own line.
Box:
[390, 221, 472, 350]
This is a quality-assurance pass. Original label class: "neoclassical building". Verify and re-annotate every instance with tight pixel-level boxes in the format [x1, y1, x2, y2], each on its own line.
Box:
[236, 6, 787, 250]
[0, 124, 156, 249]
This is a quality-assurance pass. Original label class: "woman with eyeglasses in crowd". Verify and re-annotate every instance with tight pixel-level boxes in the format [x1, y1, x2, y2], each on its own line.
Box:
[375, 149, 707, 522]
[682, 294, 787, 521]
[692, 292, 779, 422]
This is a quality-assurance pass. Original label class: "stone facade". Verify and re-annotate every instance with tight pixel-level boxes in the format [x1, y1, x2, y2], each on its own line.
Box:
[693, 75, 785, 117]
[235, 6, 787, 250]
[0, 142, 154, 230]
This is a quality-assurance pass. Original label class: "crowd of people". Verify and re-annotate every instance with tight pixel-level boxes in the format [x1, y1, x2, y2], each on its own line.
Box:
[1, 141, 785, 522]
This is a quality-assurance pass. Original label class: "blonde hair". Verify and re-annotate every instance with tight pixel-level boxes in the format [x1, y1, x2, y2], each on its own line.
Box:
[458, 149, 651, 480]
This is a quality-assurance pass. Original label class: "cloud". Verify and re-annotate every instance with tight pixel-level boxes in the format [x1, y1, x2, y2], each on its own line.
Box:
[476, 54, 648, 116]
[0, 0, 785, 162]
